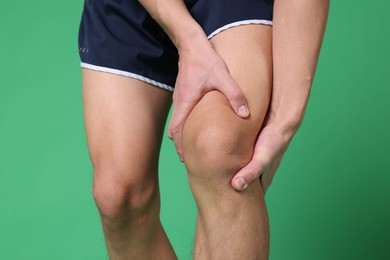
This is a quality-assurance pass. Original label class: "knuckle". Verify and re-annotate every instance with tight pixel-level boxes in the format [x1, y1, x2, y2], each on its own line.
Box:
[223, 85, 242, 100]
[169, 124, 181, 136]
[239, 166, 258, 181]
[253, 159, 268, 173]
[183, 91, 198, 103]
[248, 169, 260, 180]
[169, 126, 177, 135]
[230, 88, 244, 100]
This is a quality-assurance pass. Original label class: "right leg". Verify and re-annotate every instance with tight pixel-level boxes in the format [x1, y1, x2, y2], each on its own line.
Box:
[82, 69, 176, 259]
[181, 24, 272, 259]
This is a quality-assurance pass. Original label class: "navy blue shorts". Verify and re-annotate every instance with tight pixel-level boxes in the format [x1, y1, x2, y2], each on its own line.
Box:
[78, 0, 274, 92]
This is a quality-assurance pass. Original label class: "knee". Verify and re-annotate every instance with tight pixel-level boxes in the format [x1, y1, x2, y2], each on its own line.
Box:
[182, 120, 254, 180]
[92, 163, 158, 220]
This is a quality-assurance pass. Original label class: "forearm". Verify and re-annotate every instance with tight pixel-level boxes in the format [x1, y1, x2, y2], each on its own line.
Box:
[138, 0, 209, 52]
[270, 0, 330, 134]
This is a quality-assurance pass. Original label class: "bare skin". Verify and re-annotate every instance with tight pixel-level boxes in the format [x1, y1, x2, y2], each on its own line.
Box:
[82, 23, 271, 259]
[81, 0, 329, 258]
[182, 25, 272, 259]
[232, 0, 330, 192]
[138, 0, 330, 192]
[139, 0, 250, 159]
[82, 70, 176, 259]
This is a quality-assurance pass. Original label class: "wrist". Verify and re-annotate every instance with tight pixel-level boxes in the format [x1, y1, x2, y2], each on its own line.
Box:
[140, 0, 209, 54]
[266, 107, 305, 137]
[266, 82, 312, 136]
[174, 25, 210, 54]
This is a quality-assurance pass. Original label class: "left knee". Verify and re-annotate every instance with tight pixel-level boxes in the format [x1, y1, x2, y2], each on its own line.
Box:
[182, 118, 254, 182]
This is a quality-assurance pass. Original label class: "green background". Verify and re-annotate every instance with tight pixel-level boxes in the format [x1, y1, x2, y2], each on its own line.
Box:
[0, 0, 389, 259]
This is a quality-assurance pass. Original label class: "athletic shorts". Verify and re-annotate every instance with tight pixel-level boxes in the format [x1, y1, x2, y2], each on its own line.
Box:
[78, 0, 274, 92]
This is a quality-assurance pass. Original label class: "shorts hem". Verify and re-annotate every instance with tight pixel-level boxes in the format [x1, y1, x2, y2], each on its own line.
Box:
[207, 19, 273, 40]
[80, 62, 174, 92]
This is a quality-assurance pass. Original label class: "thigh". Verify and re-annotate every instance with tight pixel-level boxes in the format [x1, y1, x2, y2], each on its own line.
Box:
[183, 24, 272, 155]
[82, 69, 172, 181]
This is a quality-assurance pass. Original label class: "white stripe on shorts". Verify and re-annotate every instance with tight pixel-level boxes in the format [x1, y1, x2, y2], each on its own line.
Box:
[80, 62, 174, 92]
[207, 19, 273, 40]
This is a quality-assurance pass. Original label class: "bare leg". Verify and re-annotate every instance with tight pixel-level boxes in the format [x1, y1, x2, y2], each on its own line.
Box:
[182, 25, 272, 259]
[82, 69, 176, 259]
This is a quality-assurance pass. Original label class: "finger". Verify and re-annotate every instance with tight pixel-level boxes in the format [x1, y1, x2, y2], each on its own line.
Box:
[167, 98, 191, 141]
[172, 131, 184, 162]
[231, 158, 268, 191]
[167, 103, 184, 161]
[168, 93, 201, 161]
[231, 135, 275, 191]
[217, 75, 249, 118]
[167, 89, 202, 139]
[168, 105, 186, 160]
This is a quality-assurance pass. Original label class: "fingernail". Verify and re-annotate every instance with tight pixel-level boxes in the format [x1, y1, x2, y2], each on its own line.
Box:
[235, 178, 248, 191]
[238, 105, 249, 117]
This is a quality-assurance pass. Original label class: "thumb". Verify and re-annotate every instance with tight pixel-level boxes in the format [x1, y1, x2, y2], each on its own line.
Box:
[231, 158, 268, 191]
[218, 76, 249, 118]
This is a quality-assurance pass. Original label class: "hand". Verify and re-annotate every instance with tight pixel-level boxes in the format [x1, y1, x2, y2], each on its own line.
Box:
[231, 119, 299, 194]
[168, 43, 249, 161]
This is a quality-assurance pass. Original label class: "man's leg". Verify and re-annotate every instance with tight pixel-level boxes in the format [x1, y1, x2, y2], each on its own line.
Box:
[82, 69, 176, 259]
[182, 25, 272, 259]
